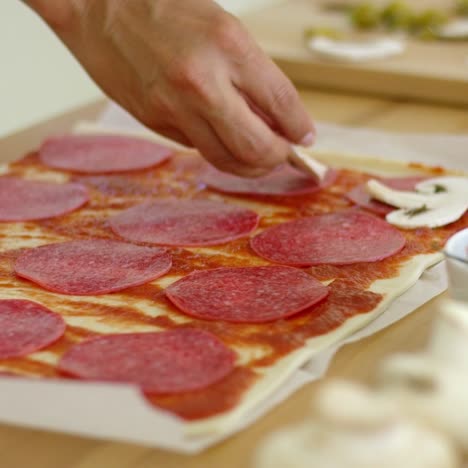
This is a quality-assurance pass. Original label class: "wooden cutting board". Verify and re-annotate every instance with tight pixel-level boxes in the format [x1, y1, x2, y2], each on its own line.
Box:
[242, 0, 468, 106]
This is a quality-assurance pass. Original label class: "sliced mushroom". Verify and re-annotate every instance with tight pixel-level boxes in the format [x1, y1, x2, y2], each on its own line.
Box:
[365, 176, 468, 229]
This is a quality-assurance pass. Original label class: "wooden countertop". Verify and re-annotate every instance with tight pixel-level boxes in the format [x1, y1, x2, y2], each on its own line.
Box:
[1, 89, 468, 468]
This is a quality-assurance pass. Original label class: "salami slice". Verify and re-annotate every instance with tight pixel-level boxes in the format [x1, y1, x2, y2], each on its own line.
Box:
[201, 163, 337, 196]
[58, 329, 236, 394]
[166, 266, 329, 323]
[40, 135, 172, 173]
[14, 239, 172, 295]
[0, 177, 88, 221]
[110, 199, 259, 247]
[0, 299, 65, 359]
[250, 211, 406, 266]
[347, 176, 427, 215]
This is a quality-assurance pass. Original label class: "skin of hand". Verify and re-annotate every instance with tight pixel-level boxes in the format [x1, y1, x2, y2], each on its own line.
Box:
[24, 0, 315, 176]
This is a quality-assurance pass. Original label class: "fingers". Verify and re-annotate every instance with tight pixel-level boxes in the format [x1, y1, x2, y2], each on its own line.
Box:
[237, 53, 315, 146]
[175, 112, 270, 177]
[203, 84, 293, 170]
[148, 126, 194, 148]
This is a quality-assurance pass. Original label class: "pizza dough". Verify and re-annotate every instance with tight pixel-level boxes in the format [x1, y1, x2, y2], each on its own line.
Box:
[201, 163, 337, 196]
[58, 329, 236, 394]
[250, 211, 406, 266]
[14, 239, 172, 295]
[0, 121, 462, 436]
[347, 177, 426, 215]
[0, 299, 65, 359]
[0, 177, 88, 221]
[110, 199, 259, 247]
[165, 266, 329, 323]
[40, 135, 172, 173]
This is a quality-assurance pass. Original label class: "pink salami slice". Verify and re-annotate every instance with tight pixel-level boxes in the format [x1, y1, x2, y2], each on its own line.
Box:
[0, 177, 88, 221]
[110, 199, 259, 247]
[14, 239, 172, 295]
[250, 211, 406, 266]
[201, 163, 337, 196]
[346, 176, 427, 215]
[40, 135, 172, 173]
[166, 266, 329, 323]
[0, 300, 65, 359]
[58, 329, 236, 394]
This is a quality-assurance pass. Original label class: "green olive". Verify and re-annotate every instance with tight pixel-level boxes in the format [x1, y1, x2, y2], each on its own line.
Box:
[456, 0, 468, 16]
[304, 27, 344, 40]
[411, 9, 449, 33]
[381, 1, 413, 30]
[350, 2, 381, 29]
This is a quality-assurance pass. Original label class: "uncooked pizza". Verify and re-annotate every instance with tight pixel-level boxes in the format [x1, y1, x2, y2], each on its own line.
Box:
[0, 129, 466, 434]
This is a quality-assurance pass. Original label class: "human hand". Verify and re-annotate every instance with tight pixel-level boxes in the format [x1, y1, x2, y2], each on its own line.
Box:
[28, 0, 315, 176]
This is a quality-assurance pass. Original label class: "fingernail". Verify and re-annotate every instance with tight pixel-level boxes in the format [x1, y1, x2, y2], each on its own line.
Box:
[300, 131, 315, 147]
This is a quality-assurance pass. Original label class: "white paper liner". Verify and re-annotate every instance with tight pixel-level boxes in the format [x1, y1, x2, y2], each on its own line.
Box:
[0, 102, 466, 453]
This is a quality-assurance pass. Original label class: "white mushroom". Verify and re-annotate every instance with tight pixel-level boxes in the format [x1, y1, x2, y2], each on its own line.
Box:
[416, 177, 468, 198]
[254, 379, 458, 468]
[365, 176, 468, 229]
[366, 179, 444, 209]
[378, 353, 468, 454]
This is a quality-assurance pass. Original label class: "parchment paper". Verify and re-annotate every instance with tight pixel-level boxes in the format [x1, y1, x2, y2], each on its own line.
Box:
[0, 102, 466, 453]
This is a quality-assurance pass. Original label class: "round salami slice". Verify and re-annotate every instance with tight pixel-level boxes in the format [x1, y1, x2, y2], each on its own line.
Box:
[201, 163, 337, 196]
[0, 177, 88, 221]
[40, 135, 172, 173]
[165, 266, 329, 323]
[346, 176, 427, 215]
[0, 299, 66, 359]
[58, 329, 236, 394]
[250, 211, 406, 266]
[110, 199, 259, 247]
[14, 239, 172, 295]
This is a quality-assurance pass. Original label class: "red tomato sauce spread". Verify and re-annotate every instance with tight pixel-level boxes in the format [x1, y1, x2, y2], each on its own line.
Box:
[0, 150, 466, 420]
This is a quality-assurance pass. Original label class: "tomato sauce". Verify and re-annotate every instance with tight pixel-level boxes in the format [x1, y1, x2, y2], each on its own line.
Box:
[1, 150, 466, 420]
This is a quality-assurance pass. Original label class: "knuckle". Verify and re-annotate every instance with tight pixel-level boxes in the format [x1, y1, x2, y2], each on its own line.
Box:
[167, 58, 202, 88]
[166, 58, 215, 104]
[211, 14, 251, 56]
